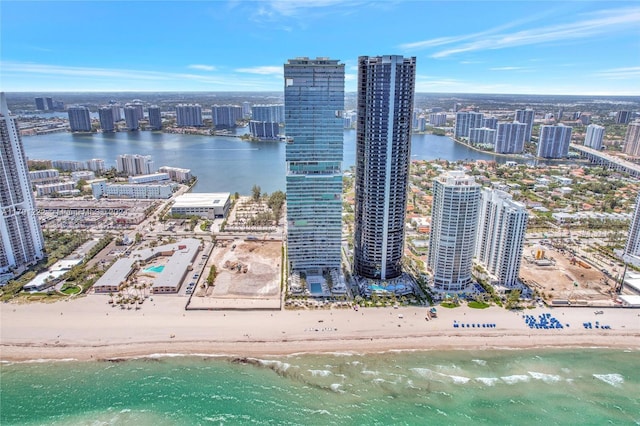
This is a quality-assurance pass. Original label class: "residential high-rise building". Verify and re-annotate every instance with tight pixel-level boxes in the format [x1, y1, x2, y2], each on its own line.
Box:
[495, 122, 527, 154]
[176, 104, 203, 127]
[616, 111, 631, 124]
[624, 193, 640, 257]
[0, 93, 45, 273]
[623, 123, 640, 156]
[242, 101, 251, 118]
[353, 55, 416, 280]
[482, 117, 498, 130]
[45, 97, 54, 111]
[249, 121, 279, 139]
[124, 106, 139, 131]
[67, 106, 92, 132]
[212, 105, 243, 128]
[251, 104, 285, 123]
[429, 112, 447, 126]
[116, 154, 154, 176]
[111, 104, 122, 121]
[469, 127, 496, 145]
[515, 109, 535, 142]
[148, 106, 162, 130]
[454, 112, 469, 138]
[584, 124, 605, 150]
[98, 107, 115, 132]
[454, 111, 483, 139]
[537, 124, 572, 158]
[475, 189, 528, 287]
[126, 102, 144, 120]
[34, 97, 46, 111]
[86, 159, 105, 172]
[428, 171, 480, 292]
[284, 57, 344, 272]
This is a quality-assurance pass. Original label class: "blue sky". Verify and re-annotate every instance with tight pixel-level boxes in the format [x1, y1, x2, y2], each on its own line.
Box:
[1, 1, 639, 95]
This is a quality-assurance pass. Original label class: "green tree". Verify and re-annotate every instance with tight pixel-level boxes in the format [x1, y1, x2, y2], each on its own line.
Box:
[251, 184, 261, 202]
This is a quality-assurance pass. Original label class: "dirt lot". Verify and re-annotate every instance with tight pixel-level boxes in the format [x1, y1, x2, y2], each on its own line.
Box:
[203, 238, 282, 300]
[520, 243, 616, 302]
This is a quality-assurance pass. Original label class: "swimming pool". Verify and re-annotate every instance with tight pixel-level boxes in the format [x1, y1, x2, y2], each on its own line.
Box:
[143, 265, 165, 273]
[309, 282, 323, 294]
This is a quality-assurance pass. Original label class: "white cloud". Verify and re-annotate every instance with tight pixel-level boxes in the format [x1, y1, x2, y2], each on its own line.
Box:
[0, 61, 281, 91]
[235, 66, 283, 75]
[489, 66, 530, 71]
[400, 6, 640, 58]
[188, 64, 217, 71]
[594, 66, 640, 80]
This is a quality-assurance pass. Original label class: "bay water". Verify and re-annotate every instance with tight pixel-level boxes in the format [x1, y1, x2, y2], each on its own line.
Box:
[1, 349, 638, 425]
[23, 130, 506, 195]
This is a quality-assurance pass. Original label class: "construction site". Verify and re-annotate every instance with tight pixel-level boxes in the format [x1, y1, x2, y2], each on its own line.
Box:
[188, 237, 282, 310]
[520, 243, 617, 306]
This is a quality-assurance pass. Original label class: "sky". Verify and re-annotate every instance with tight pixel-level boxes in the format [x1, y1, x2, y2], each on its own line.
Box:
[1, 0, 639, 95]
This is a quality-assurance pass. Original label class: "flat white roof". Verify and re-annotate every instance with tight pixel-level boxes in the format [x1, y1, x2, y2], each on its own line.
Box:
[173, 193, 230, 208]
[618, 295, 640, 306]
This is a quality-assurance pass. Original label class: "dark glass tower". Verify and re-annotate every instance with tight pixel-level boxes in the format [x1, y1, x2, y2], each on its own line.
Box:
[353, 55, 416, 280]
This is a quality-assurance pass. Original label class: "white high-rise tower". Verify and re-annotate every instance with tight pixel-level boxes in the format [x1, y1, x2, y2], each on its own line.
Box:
[475, 189, 528, 286]
[427, 171, 480, 291]
[0, 93, 45, 274]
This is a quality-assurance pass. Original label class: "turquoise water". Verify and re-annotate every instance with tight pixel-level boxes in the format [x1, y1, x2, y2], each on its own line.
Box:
[2, 350, 639, 425]
[143, 265, 165, 273]
[310, 282, 322, 294]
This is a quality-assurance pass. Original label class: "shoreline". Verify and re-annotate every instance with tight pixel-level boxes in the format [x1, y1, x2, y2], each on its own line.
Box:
[2, 294, 640, 362]
[2, 333, 640, 363]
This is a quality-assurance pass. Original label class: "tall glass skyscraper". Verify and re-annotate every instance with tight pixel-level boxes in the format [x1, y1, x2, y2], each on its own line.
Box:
[284, 57, 345, 272]
[353, 55, 416, 280]
[0, 93, 45, 274]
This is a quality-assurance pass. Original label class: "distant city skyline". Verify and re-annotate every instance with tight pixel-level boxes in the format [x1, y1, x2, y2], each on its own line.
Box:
[1, 1, 639, 95]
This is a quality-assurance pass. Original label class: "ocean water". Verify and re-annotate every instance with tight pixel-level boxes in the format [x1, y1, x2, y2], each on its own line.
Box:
[1, 350, 638, 425]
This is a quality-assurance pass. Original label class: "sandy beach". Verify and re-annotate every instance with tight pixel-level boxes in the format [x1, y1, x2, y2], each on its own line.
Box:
[2, 294, 640, 362]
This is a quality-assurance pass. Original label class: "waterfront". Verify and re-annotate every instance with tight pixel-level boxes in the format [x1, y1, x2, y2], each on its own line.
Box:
[22, 129, 508, 194]
[1, 349, 638, 425]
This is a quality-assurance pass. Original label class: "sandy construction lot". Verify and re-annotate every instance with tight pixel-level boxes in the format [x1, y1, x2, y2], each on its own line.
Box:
[520, 243, 615, 303]
[195, 239, 282, 308]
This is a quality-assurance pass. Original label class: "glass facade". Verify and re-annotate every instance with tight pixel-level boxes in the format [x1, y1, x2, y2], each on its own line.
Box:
[284, 58, 345, 271]
[353, 55, 416, 280]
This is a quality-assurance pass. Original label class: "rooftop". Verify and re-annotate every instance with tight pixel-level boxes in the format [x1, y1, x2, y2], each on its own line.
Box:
[173, 193, 230, 208]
